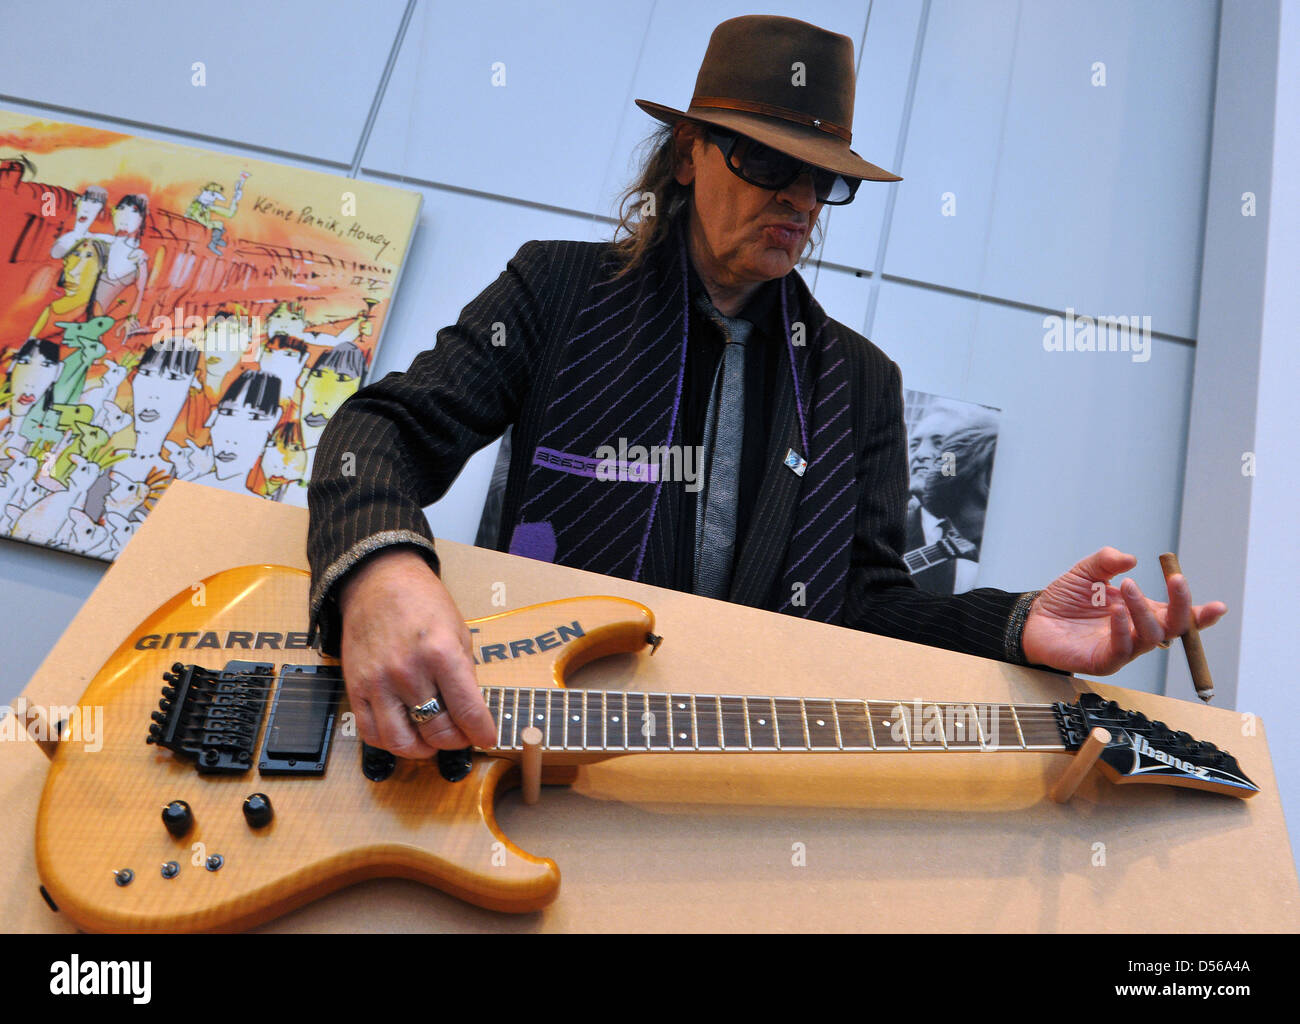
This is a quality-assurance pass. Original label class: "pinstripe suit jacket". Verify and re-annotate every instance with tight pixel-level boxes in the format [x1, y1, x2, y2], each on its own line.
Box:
[307, 238, 1040, 663]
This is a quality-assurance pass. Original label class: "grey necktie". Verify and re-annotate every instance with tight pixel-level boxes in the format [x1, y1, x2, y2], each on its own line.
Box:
[694, 312, 751, 599]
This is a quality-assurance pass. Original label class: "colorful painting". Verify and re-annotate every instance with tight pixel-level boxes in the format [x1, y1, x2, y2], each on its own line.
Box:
[0, 110, 420, 559]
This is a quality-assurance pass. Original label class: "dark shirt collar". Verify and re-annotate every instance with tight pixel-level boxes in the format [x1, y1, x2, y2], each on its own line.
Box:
[684, 248, 784, 342]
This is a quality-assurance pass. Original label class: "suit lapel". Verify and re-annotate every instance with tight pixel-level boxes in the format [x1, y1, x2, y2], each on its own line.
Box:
[729, 346, 805, 608]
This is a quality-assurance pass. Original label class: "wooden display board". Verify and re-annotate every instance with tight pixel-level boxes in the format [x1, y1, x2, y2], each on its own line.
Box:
[2, 481, 1297, 932]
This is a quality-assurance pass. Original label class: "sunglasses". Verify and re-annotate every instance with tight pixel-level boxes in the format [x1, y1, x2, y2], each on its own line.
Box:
[706, 128, 861, 206]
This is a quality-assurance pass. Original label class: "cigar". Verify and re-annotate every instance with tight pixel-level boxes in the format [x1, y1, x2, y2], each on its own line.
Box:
[1158, 552, 1214, 703]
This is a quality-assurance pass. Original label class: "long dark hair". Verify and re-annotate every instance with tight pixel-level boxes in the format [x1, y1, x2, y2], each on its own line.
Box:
[609, 120, 822, 280]
[114, 193, 149, 241]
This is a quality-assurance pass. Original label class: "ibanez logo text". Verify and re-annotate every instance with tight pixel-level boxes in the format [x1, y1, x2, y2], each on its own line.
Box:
[1132, 732, 1209, 778]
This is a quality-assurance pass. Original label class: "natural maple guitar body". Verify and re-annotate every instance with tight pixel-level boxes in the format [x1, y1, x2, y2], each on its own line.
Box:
[35, 565, 650, 932]
[36, 565, 1257, 933]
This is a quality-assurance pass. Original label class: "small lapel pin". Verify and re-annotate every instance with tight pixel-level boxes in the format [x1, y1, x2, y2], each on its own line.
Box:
[784, 448, 807, 477]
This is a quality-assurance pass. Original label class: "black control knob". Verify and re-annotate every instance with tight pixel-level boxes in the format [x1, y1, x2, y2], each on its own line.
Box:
[437, 747, 473, 783]
[243, 793, 273, 829]
[162, 800, 193, 838]
[361, 742, 396, 782]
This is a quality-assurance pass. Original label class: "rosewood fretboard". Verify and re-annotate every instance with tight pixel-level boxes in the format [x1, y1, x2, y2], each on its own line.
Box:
[482, 687, 1068, 754]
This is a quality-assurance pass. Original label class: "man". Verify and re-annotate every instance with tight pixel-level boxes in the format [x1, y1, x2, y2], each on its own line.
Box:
[308, 16, 1224, 758]
[111, 337, 200, 483]
[295, 341, 366, 452]
[906, 402, 999, 594]
[188, 307, 255, 446]
[186, 176, 247, 256]
[1, 337, 61, 452]
[187, 369, 281, 494]
[259, 332, 309, 407]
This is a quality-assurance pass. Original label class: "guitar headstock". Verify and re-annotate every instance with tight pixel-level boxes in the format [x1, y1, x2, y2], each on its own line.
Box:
[1055, 693, 1258, 798]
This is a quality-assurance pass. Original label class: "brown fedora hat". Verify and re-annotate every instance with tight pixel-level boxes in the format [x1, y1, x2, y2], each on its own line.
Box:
[636, 14, 901, 183]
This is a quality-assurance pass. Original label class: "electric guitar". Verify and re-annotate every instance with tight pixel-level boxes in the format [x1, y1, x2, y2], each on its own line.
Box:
[34, 564, 1257, 933]
[904, 520, 978, 574]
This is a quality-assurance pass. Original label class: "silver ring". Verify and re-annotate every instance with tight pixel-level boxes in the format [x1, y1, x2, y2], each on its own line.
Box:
[407, 695, 444, 724]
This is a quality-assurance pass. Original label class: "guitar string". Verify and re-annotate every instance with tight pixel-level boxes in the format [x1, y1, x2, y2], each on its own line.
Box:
[139, 676, 1083, 723]
[139, 675, 1078, 749]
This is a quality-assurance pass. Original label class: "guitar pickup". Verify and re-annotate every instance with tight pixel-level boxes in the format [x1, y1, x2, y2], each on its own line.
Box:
[257, 665, 343, 776]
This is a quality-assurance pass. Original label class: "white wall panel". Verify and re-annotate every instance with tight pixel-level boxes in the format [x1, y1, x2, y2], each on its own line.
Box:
[804, 262, 873, 340]
[820, 0, 924, 271]
[883, 0, 1021, 293]
[981, 0, 1217, 339]
[365, 0, 654, 213]
[868, 277, 980, 395]
[0, 0, 408, 165]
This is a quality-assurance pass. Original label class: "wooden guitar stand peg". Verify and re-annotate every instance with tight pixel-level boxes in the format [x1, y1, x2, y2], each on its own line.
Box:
[520, 726, 544, 805]
[1050, 727, 1111, 803]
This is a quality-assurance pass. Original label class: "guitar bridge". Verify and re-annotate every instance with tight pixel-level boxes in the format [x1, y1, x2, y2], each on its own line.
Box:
[146, 661, 273, 774]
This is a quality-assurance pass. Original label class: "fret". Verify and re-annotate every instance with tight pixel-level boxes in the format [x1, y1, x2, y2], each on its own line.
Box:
[625, 692, 649, 749]
[867, 701, 909, 750]
[931, 704, 949, 749]
[960, 703, 991, 751]
[501, 688, 518, 748]
[547, 689, 565, 747]
[907, 702, 949, 749]
[773, 698, 807, 751]
[719, 696, 747, 749]
[539, 691, 552, 736]
[520, 691, 535, 738]
[804, 699, 839, 750]
[940, 702, 979, 750]
[512, 687, 526, 745]
[837, 700, 875, 749]
[604, 691, 626, 750]
[745, 697, 776, 750]
[532, 689, 549, 740]
[646, 693, 672, 750]
[520, 686, 535, 738]
[486, 687, 503, 748]
[585, 690, 602, 749]
[670, 695, 695, 750]
[988, 704, 1017, 751]
[565, 689, 583, 750]
[696, 695, 721, 749]
[1018, 704, 1064, 749]
[1008, 704, 1027, 750]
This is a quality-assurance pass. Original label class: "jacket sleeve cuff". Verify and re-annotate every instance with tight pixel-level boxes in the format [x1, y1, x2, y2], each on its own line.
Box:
[309, 530, 441, 658]
[1003, 589, 1042, 666]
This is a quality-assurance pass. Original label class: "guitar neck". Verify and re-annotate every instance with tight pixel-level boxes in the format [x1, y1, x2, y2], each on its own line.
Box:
[482, 687, 1067, 755]
[903, 542, 950, 572]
